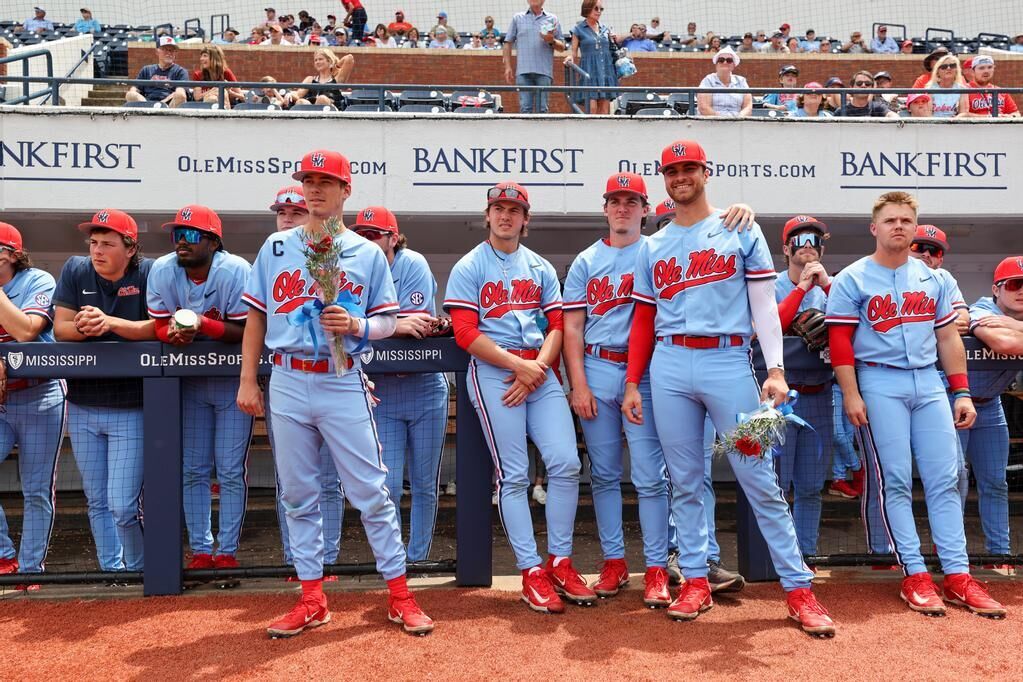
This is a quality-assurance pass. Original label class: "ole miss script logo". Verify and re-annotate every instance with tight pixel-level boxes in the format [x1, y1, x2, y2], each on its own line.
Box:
[271, 269, 364, 314]
[587, 274, 634, 315]
[866, 291, 936, 332]
[479, 279, 542, 319]
[653, 249, 737, 300]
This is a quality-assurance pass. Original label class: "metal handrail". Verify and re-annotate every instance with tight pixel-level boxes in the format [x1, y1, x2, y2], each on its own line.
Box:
[562, 61, 590, 114]
[209, 13, 230, 40]
[152, 23, 173, 41]
[183, 17, 204, 40]
[0, 49, 53, 105]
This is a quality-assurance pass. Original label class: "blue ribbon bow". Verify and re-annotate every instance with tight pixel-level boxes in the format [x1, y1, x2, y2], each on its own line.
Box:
[286, 290, 368, 361]
[735, 390, 820, 461]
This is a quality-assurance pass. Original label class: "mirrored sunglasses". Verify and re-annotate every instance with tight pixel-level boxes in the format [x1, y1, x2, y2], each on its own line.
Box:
[275, 191, 304, 205]
[999, 279, 1023, 292]
[487, 186, 525, 202]
[788, 233, 823, 249]
[356, 229, 388, 241]
[910, 242, 943, 257]
[172, 227, 206, 244]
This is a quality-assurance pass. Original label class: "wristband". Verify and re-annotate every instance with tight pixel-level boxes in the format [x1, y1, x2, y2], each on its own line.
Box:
[952, 388, 971, 399]
[947, 373, 969, 392]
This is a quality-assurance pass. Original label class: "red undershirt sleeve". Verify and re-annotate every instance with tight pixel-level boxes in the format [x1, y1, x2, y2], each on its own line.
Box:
[198, 316, 226, 340]
[545, 309, 564, 332]
[154, 317, 172, 342]
[777, 287, 808, 332]
[450, 308, 482, 350]
[828, 324, 856, 367]
[626, 302, 656, 384]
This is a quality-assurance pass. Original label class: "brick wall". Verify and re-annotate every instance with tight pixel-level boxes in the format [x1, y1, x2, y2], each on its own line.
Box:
[0, 40, 7, 79]
[129, 44, 1023, 113]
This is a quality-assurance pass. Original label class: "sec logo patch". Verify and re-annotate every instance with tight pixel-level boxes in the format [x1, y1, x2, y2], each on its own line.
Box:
[34, 293, 51, 307]
[410, 291, 425, 306]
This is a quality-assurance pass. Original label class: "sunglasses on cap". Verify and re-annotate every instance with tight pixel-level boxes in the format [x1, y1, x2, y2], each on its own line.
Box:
[998, 279, 1023, 292]
[355, 229, 388, 241]
[275, 190, 304, 205]
[172, 227, 209, 245]
[487, 186, 526, 202]
[910, 242, 943, 257]
[788, 233, 823, 249]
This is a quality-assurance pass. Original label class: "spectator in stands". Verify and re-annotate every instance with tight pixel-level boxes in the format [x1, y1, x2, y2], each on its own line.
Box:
[841, 31, 870, 53]
[262, 8, 279, 28]
[279, 15, 300, 40]
[792, 82, 832, 118]
[900, 40, 914, 55]
[125, 36, 188, 108]
[623, 24, 657, 52]
[370, 23, 398, 47]
[752, 30, 768, 50]
[760, 32, 789, 53]
[872, 71, 903, 112]
[75, 8, 102, 34]
[248, 27, 267, 44]
[389, 10, 413, 37]
[324, 15, 337, 32]
[191, 45, 243, 108]
[428, 26, 457, 48]
[400, 27, 423, 48]
[961, 57, 975, 85]
[786, 37, 802, 53]
[261, 24, 295, 46]
[871, 25, 898, 53]
[484, 33, 500, 50]
[648, 17, 668, 43]
[249, 76, 288, 107]
[23, 7, 54, 33]
[777, 23, 791, 40]
[463, 33, 485, 50]
[736, 33, 756, 53]
[906, 92, 934, 118]
[288, 48, 356, 109]
[763, 64, 800, 113]
[836, 70, 897, 117]
[566, 0, 619, 115]
[1011, 34, 1023, 53]
[800, 29, 820, 52]
[480, 16, 501, 40]
[823, 76, 843, 112]
[697, 46, 752, 117]
[431, 11, 458, 46]
[963, 55, 1020, 118]
[303, 23, 326, 45]
[679, 22, 701, 47]
[913, 47, 949, 88]
[341, 0, 369, 42]
[505, 0, 565, 114]
[335, 28, 349, 46]
[707, 34, 723, 52]
[819, 38, 833, 53]
[298, 10, 316, 33]
[213, 28, 240, 44]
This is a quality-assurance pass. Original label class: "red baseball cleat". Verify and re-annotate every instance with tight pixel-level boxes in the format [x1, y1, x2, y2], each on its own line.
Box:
[643, 567, 671, 608]
[15, 583, 41, 592]
[0, 557, 18, 574]
[592, 558, 629, 597]
[521, 567, 565, 614]
[267, 592, 331, 638]
[667, 577, 713, 621]
[827, 480, 858, 499]
[850, 467, 865, 496]
[787, 588, 835, 637]
[323, 575, 339, 582]
[546, 556, 597, 605]
[186, 553, 215, 570]
[942, 573, 1007, 618]
[213, 554, 239, 569]
[900, 572, 945, 616]
[388, 592, 435, 635]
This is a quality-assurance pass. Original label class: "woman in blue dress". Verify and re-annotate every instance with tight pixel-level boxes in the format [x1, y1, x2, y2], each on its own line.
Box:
[564, 0, 619, 114]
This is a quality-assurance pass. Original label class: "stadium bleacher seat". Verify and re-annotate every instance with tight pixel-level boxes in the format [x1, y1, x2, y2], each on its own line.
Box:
[454, 106, 495, 115]
[448, 90, 497, 110]
[615, 92, 666, 115]
[634, 107, 681, 117]
[397, 90, 445, 108]
[667, 93, 691, 113]
[233, 102, 279, 111]
[399, 104, 445, 113]
[345, 89, 394, 109]
[290, 103, 338, 112]
[179, 102, 219, 110]
[123, 101, 165, 108]
[750, 108, 785, 118]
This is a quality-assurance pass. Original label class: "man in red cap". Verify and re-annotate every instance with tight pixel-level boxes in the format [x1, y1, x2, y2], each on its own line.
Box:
[238, 150, 434, 637]
[963, 55, 1020, 118]
[0, 222, 67, 590]
[53, 209, 155, 576]
[147, 205, 253, 574]
[623, 140, 835, 636]
[352, 206, 449, 565]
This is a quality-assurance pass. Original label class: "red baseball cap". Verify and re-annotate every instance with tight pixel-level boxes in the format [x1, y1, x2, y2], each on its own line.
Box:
[78, 209, 138, 240]
[659, 140, 708, 173]
[162, 204, 223, 238]
[487, 181, 530, 211]
[782, 215, 828, 243]
[270, 185, 308, 212]
[603, 172, 648, 200]
[0, 223, 24, 251]
[779, 23, 790, 31]
[962, 57, 974, 70]
[352, 206, 398, 234]
[913, 224, 949, 251]
[993, 256, 1023, 284]
[654, 198, 676, 218]
[293, 149, 352, 185]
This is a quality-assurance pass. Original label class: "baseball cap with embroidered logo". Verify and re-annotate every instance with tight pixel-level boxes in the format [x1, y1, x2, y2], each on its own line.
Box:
[782, 215, 829, 243]
[162, 204, 223, 238]
[912, 224, 949, 252]
[993, 256, 1023, 285]
[0, 223, 24, 251]
[293, 149, 352, 184]
[659, 140, 708, 172]
[78, 209, 138, 239]
[603, 172, 648, 200]
[157, 35, 178, 48]
[352, 206, 398, 234]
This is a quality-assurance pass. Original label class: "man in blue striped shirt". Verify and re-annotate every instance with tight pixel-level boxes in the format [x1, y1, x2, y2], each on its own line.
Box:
[503, 1, 566, 113]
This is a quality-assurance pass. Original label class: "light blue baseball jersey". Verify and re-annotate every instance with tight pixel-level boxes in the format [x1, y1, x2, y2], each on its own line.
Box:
[631, 215, 776, 336]
[967, 296, 1020, 400]
[934, 267, 968, 311]
[443, 241, 562, 350]
[563, 237, 641, 349]
[825, 256, 957, 369]
[776, 273, 832, 385]
[147, 250, 251, 325]
[0, 268, 56, 343]
[243, 227, 398, 355]
[390, 247, 437, 316]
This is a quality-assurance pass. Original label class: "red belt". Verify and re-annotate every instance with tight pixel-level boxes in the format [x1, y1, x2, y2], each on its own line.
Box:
[273, 353, 354, 373]
[657, 335, 744, 349]
[585, 345, 628, 363]
[6, 378, 42, 392]
[505, 349, 540, 360]
[790, 382, 830, 395]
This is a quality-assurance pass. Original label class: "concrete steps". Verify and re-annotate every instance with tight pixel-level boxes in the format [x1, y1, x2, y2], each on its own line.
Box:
[82, 82, 128, 106]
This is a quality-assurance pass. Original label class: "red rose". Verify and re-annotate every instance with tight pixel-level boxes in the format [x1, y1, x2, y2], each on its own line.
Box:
[307, 236, 333, 254]
[735, 437, 762, 457]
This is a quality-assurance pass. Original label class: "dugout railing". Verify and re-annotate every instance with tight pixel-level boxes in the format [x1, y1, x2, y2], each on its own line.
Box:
[0, 338, 1019, 595]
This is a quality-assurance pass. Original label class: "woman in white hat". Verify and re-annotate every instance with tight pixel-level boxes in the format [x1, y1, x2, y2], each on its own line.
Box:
[697, 46, 752, 117]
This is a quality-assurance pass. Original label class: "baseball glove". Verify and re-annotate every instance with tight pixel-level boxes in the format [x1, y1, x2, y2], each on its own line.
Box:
[790, 308, 828, 352]
[428, 316, 453, 337]
[0, 356, 7, 405]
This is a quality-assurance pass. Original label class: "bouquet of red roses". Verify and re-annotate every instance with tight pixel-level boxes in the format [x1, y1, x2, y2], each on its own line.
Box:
[713, 391, 812, 461]
[301, 216, 349, 376]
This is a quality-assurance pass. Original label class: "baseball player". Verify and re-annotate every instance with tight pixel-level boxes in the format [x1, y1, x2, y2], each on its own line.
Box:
[237, 150, 433, 638]
[774, 215, 836, 560]
[267, 186, 344, 581]
[828, 384, 862, 499]
[444, 181, 596, 614]
[825, 191, 1005, 617]
[146, 205, 252, 570]
[53, 209, 155, 574]
[960, 256, 1021, 569]
[623, 140, 835, 636]
[0, 222, 66, 589]
[352, 206, 449, 564]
